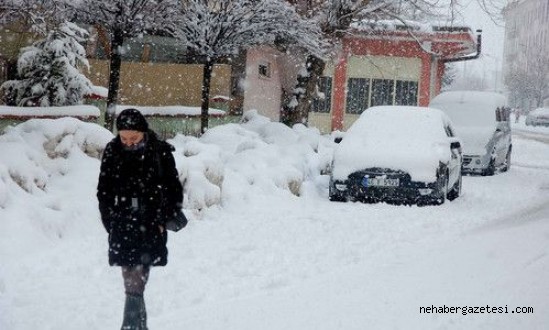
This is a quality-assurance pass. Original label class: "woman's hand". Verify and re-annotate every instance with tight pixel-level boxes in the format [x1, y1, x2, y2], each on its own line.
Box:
[158, 225, 164, 233]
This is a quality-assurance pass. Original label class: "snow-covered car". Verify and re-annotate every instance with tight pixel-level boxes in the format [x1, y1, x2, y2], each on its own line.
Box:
[429, 91, 512, 176]
[525, 107, 549, 127]
[329, 106, 463, 205]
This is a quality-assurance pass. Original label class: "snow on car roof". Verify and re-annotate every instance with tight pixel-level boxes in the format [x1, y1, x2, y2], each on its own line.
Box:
[345, 106, 450, 142]
[429, 91, 506, 127]
[332, 106, 453, 182]
[430, 91, 507, 108]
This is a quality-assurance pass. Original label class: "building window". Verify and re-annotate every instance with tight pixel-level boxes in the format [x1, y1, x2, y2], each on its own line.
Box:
[395, 80, 418, 106]
[258, 62, 271, 78]
[346, 78, 370, 114]
[371, 79, 394, 107]
[344, 78, 419, 111]
[312, 77, 333, 113]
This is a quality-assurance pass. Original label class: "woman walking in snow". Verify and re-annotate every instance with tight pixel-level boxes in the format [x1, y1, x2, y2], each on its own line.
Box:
[97, 108, 183, 330]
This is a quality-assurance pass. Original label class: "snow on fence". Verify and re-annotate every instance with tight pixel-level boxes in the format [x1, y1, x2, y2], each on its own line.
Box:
[0, 105, 237, 138]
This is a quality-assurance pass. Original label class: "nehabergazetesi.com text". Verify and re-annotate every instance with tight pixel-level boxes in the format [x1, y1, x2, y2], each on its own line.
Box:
[419, 305, 534, 316]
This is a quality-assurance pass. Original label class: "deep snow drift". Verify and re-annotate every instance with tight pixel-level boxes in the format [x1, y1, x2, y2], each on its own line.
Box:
[1, 112, 548, 329]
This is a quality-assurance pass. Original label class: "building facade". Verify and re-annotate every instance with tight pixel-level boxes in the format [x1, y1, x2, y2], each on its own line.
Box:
[502, 0, 549, 109]
[1, 19, 478, 134]
[308, 23, 478, 132]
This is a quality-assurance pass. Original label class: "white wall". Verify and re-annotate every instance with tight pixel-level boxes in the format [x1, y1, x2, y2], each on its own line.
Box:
[243, 47, 284, 121]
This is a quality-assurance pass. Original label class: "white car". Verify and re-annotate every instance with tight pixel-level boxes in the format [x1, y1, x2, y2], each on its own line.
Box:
[329, 106, 463, 205]
[525, 107, 549, 127]
[430, 91, 512, 175]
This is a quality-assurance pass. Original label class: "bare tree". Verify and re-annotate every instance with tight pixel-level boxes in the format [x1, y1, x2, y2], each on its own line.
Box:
[525, 48, 549, 108]
[69, 0, 182, 130]
[448, 71, 489, 92]
[174, 0, 325, 134]
[505, 47, 549, 109]
[504, 65, 529, 109]
[282, 0, 506, 127]
[441, 63, 458, 91]
[0, 0, 66, 34]
[281, 0, 398, 127]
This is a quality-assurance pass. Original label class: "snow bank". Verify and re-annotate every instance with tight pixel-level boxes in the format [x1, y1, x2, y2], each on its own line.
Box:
[0, 111, 334, 211]
[0, 118, 112, 207]
[170, 110, 334, 209]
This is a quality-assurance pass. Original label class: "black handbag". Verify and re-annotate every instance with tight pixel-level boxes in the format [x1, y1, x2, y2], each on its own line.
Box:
[165, 208, 188, 232]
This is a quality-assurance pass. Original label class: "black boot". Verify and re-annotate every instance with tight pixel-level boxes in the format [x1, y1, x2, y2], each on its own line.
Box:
[139, 297, 148, 330]
[121, 293, 145, 330]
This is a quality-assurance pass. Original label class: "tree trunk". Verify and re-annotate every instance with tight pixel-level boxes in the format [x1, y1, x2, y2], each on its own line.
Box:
[282, 55, 325, 127]
[200, 58, 214, 134]
[229, 49, 247, 115]
[105, 29, 124, 131]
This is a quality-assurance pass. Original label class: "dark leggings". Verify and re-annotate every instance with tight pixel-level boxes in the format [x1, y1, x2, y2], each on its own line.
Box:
[122, 265, 150, 295]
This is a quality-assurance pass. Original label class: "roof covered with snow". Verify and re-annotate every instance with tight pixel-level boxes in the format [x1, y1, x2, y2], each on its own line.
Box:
[349, 19, 477, 58]
[351, 19, 472, 34]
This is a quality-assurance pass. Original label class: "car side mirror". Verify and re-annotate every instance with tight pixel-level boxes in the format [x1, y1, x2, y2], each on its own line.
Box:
[334, 137, 343, 144]
[450, 141, 461, 149]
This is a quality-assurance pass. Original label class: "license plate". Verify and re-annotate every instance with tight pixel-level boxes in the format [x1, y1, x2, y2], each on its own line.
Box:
[363, 177, 400, 187]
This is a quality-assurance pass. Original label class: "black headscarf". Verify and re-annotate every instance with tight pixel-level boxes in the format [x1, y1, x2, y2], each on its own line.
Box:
[116, 108, 148, 132]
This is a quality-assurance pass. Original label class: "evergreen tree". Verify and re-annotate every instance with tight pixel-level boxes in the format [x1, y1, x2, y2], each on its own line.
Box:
[1, 22, 92, 107]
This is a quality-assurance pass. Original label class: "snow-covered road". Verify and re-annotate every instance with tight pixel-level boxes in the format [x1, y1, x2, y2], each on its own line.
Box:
[174, 129, 549, 330]
[1, 120, 548, 330]
[513, 128, 549, 145]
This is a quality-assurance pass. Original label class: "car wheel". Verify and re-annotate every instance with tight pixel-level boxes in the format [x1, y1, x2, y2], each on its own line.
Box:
[329, 193, 346, 202]
[434, 170, 448, 205]
[501, 148, 512, 172]
[447, 173, 462, 201]
[482, 158, 496, 176]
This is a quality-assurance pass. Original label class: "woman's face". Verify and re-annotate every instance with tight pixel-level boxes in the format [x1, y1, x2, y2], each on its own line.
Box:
[119, 130, 144, 147]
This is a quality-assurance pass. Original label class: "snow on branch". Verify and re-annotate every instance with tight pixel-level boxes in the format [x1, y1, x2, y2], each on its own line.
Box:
[174, 0, 326, 59]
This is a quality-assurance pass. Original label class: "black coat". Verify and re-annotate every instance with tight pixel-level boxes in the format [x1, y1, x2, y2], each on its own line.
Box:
[97, 131, 183, 267]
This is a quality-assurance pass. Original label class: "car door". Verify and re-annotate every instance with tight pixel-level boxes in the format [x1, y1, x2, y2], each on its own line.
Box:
[444, 123, 462, 186]
[494, 107, 512, 166]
